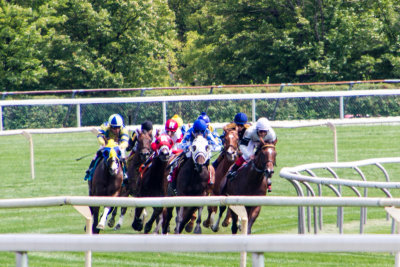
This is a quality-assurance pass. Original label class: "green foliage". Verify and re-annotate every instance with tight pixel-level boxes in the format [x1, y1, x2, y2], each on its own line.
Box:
[0, 0, 177, 91]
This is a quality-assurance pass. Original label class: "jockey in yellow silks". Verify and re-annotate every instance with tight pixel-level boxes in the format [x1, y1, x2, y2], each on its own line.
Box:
[84, 114, 129, 181]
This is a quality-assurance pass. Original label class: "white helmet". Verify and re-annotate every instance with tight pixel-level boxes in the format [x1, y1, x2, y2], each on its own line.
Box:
[256, 117, 270, 131]
[108, 114, 124, 127]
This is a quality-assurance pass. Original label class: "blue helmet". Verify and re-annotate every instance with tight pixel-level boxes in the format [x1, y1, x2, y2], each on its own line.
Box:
[234, 112, 248, 125]
[193, 119, 207, 133]
[197, 112, 210, 124]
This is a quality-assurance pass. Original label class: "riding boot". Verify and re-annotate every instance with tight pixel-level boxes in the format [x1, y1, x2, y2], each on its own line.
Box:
[226, 164, 240, 180]
[122, 158, 128, 184]
[84, 159, 96, 180]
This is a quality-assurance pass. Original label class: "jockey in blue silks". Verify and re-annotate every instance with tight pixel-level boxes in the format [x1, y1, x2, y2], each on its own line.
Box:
[167, 118, 222, 195]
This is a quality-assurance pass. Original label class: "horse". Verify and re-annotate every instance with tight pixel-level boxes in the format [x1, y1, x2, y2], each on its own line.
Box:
[107, 129, 153, 230]
[131, 134, 173, 233]
[88, 139, 123, 234]
[222, 140, 276, 234]
[162, 135, 211, 234]
[202, 127, 239, 231]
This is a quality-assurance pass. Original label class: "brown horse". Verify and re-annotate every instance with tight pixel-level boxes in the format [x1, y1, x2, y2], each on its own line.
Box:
[203, 127, 239, 231]
[222, 140, 276, 234]
[131, 134, 173, 233]
[107, 129, 153, 230]
[89, 139, 123, 234]
[162, 135, 211, 234]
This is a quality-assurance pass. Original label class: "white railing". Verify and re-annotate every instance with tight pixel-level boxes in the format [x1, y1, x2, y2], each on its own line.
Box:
[1, 88, 400, 130]
[280, 158, 400, 234]
[2, 196, 400, 267]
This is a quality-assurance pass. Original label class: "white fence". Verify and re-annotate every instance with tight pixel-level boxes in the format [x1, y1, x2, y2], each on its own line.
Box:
[1, 88, 400, 130]
[2, 196, 400, 267]
[280, 158, 400, 234]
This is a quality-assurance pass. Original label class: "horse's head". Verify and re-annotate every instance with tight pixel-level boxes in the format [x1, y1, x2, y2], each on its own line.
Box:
[223, 127, 239, 161]
[137, 129, 152, 162]
[152, 134, 173, 162]
[189, 135, 210, 172]
[102, 139, 122, 176]
[254, 140, 277, 178]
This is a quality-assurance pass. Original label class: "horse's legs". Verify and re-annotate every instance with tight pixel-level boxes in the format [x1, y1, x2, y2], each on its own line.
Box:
[144, 207, 163, 234]
[211, 205, 227, 232]
[247, 206, 261, 234]
[184, 212, 197, 233]
[203, 205, 217, 228]
[154, 209, 166, 234]
[132, 207, 144, 232]
[162, 207, 174, 234]
[231, 210, 239, 234]
[97, 207, 112, 230]
[175, 207, 184, 234]
[179, 207, 197, 234]
[91, 206, 100, 234]
[222, 208, 232, 227]
[107, 207, 117, 228]
[193, 207, 203, 234]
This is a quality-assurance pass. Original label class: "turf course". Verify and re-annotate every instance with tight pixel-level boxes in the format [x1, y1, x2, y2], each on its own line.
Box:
[1, 124, 400, 266]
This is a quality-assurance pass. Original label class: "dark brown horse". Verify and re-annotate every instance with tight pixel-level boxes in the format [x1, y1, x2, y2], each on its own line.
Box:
[203, 127, 239, 231]
[162, 135, 211, 234]
[107, 129, 153, 230]
[131, 134, 173, 233]
[222, 140, 276, 234]
[89, 139, 123, 234]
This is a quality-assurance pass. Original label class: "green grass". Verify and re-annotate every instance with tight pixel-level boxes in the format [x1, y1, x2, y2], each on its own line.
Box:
[1, 125, 400, 266]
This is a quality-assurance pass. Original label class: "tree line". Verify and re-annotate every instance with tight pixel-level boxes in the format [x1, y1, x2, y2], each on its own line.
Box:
[1, 0, 399, 91]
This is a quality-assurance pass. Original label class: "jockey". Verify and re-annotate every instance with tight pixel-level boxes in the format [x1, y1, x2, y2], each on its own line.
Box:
[126, 120, 153, 153]
[84, 114, 130, 181]
[167, 119, 222, 194]
[197, 111, 220, 141]
[226, 117, 277, 191]
[156, 118, 183, 154]
[171, 114, 186, 137]
[212, 112, 251, 169]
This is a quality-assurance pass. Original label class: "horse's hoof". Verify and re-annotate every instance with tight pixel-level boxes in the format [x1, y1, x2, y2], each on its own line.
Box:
[221, 221, 229, 227]
[113, 224, 121, 230]
[132, 219, 143, 232]
[107, 218, 115, 228]
[144, 224, 152, 234]
[211, 225, 219, 233]
[202, 220, 210, 228]
[185, 223, 194, 233]
[97, 223, 105, 230]
[194, 226, 202, 234]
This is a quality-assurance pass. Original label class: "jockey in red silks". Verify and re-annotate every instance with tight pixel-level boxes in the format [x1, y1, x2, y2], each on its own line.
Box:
[155, 118, 183, 154]
[226, 117, 278, 191]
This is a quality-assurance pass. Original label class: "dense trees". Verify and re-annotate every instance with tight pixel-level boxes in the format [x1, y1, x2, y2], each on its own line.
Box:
[0, 0, 399, 91]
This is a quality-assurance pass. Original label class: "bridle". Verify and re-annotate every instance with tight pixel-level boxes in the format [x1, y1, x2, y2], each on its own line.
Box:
[252, 143, 276, 176]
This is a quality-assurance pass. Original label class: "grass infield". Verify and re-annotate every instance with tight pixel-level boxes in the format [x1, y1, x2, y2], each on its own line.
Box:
[1, 125, 400, 266]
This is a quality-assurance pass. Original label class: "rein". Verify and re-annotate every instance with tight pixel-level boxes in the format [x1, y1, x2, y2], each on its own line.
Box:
[252, 143, 276, 175]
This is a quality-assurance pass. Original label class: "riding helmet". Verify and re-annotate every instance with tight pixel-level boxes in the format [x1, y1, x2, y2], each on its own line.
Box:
[256, 117, 270, 131]
[141, 120, 153, 132]
[193, 119, 207, 133]
[165, 119, 179, 132]
[197, 112, 210, 124]
[171, 114, 184, 127]
[234, 112, 248, 125]
[108, 114, 124, 127]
